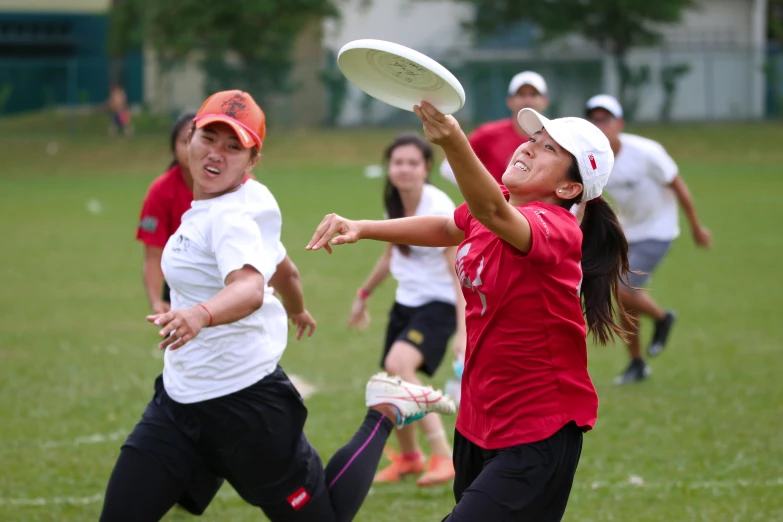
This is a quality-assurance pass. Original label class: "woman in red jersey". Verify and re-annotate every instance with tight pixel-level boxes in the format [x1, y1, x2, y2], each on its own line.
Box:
[307, 101, 630, 522]
[137, 112, 198, 314]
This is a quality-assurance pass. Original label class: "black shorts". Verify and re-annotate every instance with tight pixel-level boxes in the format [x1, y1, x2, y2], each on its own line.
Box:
[382, 300, 456, 376]
[162, 281, 171, 303]
[123, 367, 328, 517]
[443, 423, 584, 522]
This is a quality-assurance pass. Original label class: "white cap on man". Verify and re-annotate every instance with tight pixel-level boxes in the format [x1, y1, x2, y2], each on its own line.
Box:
[508, 71, 547, 96]
[517, 108, 614, 202]
[585, 94, 623, 119]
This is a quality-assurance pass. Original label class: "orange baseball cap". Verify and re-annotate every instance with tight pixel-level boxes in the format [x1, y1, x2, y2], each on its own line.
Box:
[193, 90, 266, 149]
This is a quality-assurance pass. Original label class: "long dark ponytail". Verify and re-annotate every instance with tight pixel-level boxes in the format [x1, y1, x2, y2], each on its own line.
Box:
[562, 159, 632, 345]
[383, 133, 433, 256]
[167, 111, 197, 169]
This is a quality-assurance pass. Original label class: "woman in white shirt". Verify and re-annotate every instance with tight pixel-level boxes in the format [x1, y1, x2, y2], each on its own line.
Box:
[99, 91, 454, 522]
[349, 134, 465, 487]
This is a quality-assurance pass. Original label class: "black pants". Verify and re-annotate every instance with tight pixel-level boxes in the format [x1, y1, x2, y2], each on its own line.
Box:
[100, 367, 393, 522]
[442, 422, 584, 522]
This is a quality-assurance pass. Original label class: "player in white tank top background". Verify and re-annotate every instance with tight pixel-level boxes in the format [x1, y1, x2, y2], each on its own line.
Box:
[349, 134, 465, 486]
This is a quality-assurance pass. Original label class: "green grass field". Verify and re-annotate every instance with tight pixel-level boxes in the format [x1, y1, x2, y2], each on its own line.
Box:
[2, 118, 782, 521]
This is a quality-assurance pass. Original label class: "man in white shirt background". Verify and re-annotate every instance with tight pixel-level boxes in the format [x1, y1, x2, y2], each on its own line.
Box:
[585, 94, 712, 385]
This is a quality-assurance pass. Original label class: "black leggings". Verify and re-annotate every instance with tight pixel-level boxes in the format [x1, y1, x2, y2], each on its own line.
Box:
[100, 370, 393, 522]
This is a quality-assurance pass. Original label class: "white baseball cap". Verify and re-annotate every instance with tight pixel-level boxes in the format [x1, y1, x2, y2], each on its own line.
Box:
[585, 94, 623, 119]
[517, 108, 614, 202]
[508, 71, 547, 96]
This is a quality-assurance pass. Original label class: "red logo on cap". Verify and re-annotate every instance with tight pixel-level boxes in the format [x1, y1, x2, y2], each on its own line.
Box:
[287, 487, 311, 511]
[221, 93, 248, 119]
[588, 154, 597, 170]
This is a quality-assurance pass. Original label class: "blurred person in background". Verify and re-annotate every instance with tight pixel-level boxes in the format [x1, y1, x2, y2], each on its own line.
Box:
[439, 71, 549, 185]
[585, 94, 712, 385]
[108, 84, 133, 137]
[101, 90, 455, 522]
[349, 133, 465, 487]
[136, 112, 197, 314]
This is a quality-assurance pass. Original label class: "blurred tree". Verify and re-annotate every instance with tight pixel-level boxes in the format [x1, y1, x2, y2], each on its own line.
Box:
[319, 49, 348, 127]
[659, 63, 690, 121]
[448, 0, 696, 113]
[108, 0, 339, 103]
[770, 0, 783, 44]
[767, 0, 783, 117]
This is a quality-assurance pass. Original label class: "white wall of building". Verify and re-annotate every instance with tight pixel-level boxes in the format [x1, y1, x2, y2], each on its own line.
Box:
[326, 0, 767, 123]
[143, 49, 207, 114]
[602, 0, 767, 121]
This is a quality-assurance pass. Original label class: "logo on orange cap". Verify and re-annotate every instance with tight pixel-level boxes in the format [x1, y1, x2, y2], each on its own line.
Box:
[193, 90, 266, 150]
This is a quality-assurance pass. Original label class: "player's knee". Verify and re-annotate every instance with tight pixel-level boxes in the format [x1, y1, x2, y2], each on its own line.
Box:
[384, 344, 419, 378]
[383, 355, 407, 376]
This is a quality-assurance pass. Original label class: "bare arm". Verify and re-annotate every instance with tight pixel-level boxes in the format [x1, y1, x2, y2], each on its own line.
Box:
[307, 214, 464, 253]
[360, 243, 393, 294]
[348, 244, 393, 330]
[143, 246, 168, 314]
[670, 175, 711, 248]
[269, 256, 305, 316]
[150, 265, 266, 351]
[416, 102, 533, 253]
[357, 216, 463, 247]
[200, 266, 266, 326]
[269, 256, 317, 339]
[444, 246, 467, 360]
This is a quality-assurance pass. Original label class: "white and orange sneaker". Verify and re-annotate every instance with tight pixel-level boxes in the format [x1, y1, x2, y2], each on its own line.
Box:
[365, 372, 456, 429]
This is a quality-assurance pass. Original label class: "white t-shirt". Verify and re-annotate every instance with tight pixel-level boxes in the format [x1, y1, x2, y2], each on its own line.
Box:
[390, 184, 457, 307]
[161, 180, 288, 404]
[604, 133, 680, 242]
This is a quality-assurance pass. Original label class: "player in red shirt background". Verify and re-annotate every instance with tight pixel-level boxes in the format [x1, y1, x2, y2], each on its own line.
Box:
[439, 71, 549, 185]
[136, 112, 198, 315]
[307, 101, 631, 521]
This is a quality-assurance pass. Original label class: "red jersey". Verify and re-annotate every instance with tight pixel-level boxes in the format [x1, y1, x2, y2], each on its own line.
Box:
[453, 194, 598, 449]
[136, 165, 193, 248]
[469, 119, 529, 183]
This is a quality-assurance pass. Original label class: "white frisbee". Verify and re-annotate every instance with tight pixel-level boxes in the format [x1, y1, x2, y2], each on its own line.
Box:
[337, 39, 466, 114]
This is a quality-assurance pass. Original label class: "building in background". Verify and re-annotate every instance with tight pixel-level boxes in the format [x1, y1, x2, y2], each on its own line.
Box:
[0, 0, 773, 125]
[323, 0, 769, 124]
[0, 0, 142, 115]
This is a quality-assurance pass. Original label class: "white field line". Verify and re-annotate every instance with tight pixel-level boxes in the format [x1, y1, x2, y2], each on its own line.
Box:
[4, 430, 126, 451]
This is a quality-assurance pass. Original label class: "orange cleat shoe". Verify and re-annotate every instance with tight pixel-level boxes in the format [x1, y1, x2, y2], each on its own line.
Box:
[374, 448, 426, 483]
[416, 454, 455, 487]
